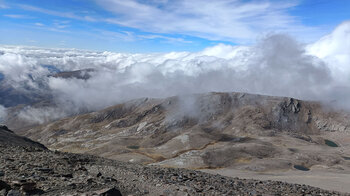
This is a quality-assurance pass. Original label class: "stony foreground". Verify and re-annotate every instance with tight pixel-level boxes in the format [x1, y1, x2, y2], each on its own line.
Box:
[0, 143, 347, 196]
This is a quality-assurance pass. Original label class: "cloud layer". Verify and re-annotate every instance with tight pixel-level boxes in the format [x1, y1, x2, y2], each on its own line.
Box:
[0, 21, 350, 123]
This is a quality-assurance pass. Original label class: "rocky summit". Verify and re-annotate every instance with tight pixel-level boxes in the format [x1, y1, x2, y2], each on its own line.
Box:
[0, 126, 347, 195]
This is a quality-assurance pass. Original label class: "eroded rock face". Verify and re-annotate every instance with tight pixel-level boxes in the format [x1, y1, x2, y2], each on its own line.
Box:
[23, 92, 350, 172]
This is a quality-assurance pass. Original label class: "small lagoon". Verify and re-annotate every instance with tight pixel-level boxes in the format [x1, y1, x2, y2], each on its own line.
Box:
[324, 139, 338, 147]
[293, 165, 310, 171]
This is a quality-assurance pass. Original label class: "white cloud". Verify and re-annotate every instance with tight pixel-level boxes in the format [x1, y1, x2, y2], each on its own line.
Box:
[18, 106, 69, 124]
[1, 22, 350, 123]
[307, 21, 350, 83]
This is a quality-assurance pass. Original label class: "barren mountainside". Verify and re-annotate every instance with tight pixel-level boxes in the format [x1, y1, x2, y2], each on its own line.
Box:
[23, 92, 350, 176]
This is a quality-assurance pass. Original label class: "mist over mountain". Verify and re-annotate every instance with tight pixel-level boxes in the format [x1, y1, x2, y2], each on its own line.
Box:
[0, 21, 350, 125]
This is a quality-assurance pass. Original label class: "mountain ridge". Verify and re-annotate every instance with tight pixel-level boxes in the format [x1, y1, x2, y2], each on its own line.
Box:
[23, 92, 350, 168]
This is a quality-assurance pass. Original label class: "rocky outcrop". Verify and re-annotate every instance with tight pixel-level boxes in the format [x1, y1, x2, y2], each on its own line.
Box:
[0, 125, 46, 149]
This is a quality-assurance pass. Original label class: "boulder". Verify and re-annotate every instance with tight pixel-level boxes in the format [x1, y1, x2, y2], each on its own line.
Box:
[95, 187, 122, 196]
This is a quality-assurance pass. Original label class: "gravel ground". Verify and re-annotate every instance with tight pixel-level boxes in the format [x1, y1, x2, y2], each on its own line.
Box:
[0, 143, 348, 196]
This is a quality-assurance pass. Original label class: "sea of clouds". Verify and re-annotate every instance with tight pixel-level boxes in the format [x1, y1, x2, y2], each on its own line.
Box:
[0, 21, 349, 124]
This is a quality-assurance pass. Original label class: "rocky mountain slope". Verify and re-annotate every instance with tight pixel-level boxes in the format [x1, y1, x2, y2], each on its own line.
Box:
[24, 92, 350, 170]
[2, 125, 345, 195]
[21, 92, 350, 193]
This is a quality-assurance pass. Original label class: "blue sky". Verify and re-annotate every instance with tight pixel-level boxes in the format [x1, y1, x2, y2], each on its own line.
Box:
[0, 0, 349, 52]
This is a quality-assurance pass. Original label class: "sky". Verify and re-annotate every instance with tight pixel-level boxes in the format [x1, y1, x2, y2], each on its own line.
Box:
[0, 0, 349, 52]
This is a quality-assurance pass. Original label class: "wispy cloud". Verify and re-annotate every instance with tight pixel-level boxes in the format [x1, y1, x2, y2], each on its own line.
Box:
[34, 22, 44, 26]
[140, 34, 192, 44]
[0, 4, 8, 9]
[32, 21, 70, 33]
[58, 40, 66, 46]
[18, 4, 97, 22]
[96, 0, 317, 43]
[4, 14, 34, 19]
[94, 29, 137, 42]
[94, 29, 192, 44]
[0, 0, 8, 9]
[46, 28, 70, 33]
[26, 39, 37, 43]
[13, 1, 323, 44]
[53, 20, 70, 29]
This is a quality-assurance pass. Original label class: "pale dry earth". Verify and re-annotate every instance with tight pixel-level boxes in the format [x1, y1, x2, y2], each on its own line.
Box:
[203, 168, 350, 193]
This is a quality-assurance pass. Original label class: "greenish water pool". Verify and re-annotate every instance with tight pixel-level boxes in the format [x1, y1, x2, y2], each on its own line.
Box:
[324, 139, 338, 147]
[293, 165, 310, 171]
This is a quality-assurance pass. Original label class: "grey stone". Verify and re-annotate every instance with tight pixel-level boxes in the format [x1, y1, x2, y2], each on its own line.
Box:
[0, 189, 7, 196]
[6, 190, 21, 196]
[95, 187, 122, 196]
[20, 182, 36, 192]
